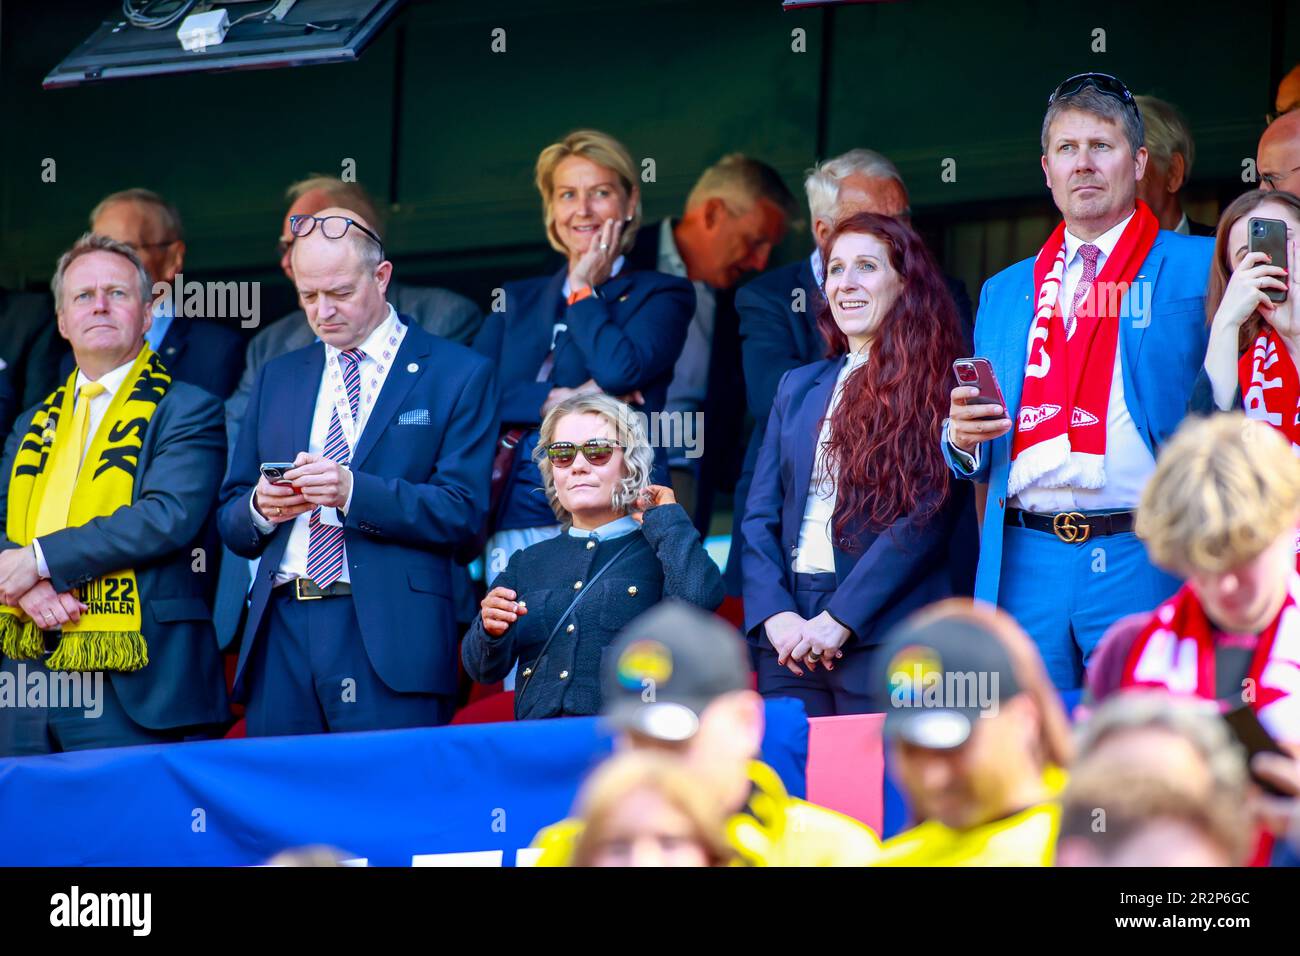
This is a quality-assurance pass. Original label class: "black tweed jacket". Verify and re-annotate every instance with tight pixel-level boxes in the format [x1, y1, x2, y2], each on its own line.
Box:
[461, 504, 725, 719]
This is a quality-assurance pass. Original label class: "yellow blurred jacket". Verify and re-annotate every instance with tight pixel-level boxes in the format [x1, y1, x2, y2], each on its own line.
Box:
[531, 760, 882, 867]
[871, 765, 1068, 867]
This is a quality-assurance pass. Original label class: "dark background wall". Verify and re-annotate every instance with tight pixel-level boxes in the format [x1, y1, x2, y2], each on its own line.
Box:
[1, 0, 1296, 328]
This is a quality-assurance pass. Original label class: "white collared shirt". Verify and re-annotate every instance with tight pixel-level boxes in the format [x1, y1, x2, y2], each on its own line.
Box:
[660, 218, 717, 467]
[32, 355, 139, 579]
[250, 306, 407, 583]
[566, 514, 641, 543]
[794, 348, 870, 573]
[1174, 212, 1190, 236]
[1011, 210, 1156, 512]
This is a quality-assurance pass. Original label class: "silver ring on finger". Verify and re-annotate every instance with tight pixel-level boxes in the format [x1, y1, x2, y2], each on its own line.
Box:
[806, 651, 822, 664]
[599, 242, 609, 251]
[275, 507, 283, 516]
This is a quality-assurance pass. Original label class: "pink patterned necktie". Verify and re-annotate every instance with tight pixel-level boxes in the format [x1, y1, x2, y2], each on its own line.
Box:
[304, 347, 364, 588]
[1067, 243, 1101, 330]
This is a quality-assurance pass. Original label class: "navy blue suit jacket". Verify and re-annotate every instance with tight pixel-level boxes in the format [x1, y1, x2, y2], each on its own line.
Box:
[741, 358, 957, 647]
[218, 318, 498, 698]
[472, 267, 694, 529]
[0, 380, 230, 730]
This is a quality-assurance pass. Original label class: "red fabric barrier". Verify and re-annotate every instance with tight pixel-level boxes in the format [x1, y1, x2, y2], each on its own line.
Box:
[805, 713, 885, 834]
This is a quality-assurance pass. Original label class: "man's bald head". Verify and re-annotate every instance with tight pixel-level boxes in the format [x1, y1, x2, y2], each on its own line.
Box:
[290, 206, 385, 275]
[290, 206, 392, 351]
[1259, 110, 1300, 195]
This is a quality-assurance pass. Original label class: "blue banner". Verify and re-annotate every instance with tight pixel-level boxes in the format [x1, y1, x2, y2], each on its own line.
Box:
[0, 698, 807, 866]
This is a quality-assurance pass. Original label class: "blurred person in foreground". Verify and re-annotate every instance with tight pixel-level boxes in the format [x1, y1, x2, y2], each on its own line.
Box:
[1056, 692, 1251, 866]
[462, 394, 724, 719]
[569, 751, 734, 867]
[1087, 414, 1300, 745]
[531, 600, 882, 866]
[872, 600, 1073, 866]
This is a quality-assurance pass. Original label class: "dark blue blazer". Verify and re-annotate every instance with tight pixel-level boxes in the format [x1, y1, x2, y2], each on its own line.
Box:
[60, 316, 246, 401]
[472, 267, 694, 530]
[0, 381, 230, 730]
[741, 358, 957, 648]
[218, 318, 498, 698]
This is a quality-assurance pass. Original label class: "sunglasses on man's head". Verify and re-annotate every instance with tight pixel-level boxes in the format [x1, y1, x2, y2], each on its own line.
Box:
[1048, 72, 1144, 136]
[544, 439, 623, 467]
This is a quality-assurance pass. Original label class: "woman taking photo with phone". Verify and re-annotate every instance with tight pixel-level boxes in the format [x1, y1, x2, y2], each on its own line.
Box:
[461, 394, 724, 721]
[1194, 189, 1300, 419]
[741, 211, 966, 716]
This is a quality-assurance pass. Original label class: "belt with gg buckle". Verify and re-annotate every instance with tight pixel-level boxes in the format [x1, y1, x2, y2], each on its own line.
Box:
[1004, 507, 1136, 544]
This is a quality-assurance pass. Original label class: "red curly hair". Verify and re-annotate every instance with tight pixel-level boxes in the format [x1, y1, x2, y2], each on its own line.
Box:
[815, 212, 964, 539]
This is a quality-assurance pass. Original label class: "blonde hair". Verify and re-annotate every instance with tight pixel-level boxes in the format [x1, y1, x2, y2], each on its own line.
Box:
[534, 130, 640, 255]
[534, 393, 654, 524]
[905, 598, 1075, 768]
[1137, 413, 1300, 574]
[570, 752, 734, 867]
[1134, 94, 1195, 179]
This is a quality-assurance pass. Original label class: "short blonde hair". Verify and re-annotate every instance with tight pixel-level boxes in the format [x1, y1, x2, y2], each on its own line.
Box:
[570, 752, 734, 867]
[534, 393, 655, 524]
[535, 129, 640, 255]
[1137, 413, 1300, 573]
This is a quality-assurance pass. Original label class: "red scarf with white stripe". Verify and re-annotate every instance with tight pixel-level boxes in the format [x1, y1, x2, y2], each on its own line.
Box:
[1009, 203, 1159, 496]
[1240, 329, 1300, 450]
[1122, 575, 1300, 744]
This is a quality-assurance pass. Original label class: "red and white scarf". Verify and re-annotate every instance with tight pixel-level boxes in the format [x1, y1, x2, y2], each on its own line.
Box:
[1240, 328, 1300, 451]
[1008, 202, 1159, 496]
[1238, 331, 1300, 563]
[1122, 575, 1300, 744]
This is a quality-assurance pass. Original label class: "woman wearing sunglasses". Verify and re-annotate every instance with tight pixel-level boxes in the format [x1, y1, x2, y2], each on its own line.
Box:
[461, 393, 725, 720]
[741, 211, 965, 716]
[472, 130, 695, 579]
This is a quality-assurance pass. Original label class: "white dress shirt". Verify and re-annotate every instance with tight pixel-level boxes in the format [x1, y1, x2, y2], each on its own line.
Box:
[250, 306, 407, 584]
[949, 211, 1156, 513]
[794, 348, 870, 573]
[659, 218, 717, 468]
[32, 357, 138, 579]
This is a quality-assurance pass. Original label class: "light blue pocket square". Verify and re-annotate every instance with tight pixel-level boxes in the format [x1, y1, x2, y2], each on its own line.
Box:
[397, 408, 431, 426]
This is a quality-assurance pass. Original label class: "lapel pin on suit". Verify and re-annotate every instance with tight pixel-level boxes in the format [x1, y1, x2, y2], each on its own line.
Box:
[407, 362, 419, 373]
[618, 294, 629, 302]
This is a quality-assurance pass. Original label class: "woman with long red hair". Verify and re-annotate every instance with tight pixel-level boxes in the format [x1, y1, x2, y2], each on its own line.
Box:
[741, 211, 966, 715]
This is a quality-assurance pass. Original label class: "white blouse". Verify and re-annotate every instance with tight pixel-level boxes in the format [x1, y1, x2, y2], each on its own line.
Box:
[794, 348, 870, 574]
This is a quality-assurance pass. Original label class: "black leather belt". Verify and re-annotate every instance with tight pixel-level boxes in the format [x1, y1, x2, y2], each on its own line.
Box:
[274, 577, 353, 600]
[1004, 507, 1135, 543]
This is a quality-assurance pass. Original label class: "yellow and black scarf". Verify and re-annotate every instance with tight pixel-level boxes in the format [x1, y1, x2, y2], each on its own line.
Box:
[0, 347, 170, 671]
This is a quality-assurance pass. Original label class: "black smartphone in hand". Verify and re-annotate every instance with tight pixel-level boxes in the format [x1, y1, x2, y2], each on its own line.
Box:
[1248, 217, 1289, 304]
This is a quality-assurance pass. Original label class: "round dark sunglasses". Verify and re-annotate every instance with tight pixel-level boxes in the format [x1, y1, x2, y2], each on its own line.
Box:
[544, 439, 624, 468]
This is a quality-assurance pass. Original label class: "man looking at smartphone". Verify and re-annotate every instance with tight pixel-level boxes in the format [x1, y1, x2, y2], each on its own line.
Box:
[217, 208, 498, 735]
[943, 73, 1213, 690]
[1086, 414, 1300, 747]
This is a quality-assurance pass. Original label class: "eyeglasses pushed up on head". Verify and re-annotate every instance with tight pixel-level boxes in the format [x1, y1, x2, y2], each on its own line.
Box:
[288, 214, 385, 258]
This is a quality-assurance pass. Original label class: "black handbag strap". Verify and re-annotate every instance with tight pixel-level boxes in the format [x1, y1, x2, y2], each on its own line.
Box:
[516, 536, 640, 702]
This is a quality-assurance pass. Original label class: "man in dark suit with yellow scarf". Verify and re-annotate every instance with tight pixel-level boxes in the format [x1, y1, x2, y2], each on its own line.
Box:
[0, 234, 229, 755]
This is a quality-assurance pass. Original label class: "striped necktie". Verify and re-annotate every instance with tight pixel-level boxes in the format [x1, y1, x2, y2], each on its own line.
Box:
[304, 347, 363, 588]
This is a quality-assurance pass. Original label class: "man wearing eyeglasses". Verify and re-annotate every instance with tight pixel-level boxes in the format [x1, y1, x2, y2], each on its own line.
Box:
[1258, 109, 1300, 195]
[942, 73, 1213, 691]
[87, 189, 246, 400]
[217, 207, 498, 735]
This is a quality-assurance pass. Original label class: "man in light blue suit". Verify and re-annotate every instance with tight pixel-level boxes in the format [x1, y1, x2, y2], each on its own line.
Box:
[943, 74, 1213, 690]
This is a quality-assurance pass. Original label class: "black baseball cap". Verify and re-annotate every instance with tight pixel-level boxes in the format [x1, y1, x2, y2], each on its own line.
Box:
[877, 614, 1021, 750]
[601, 600, 752, 742]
